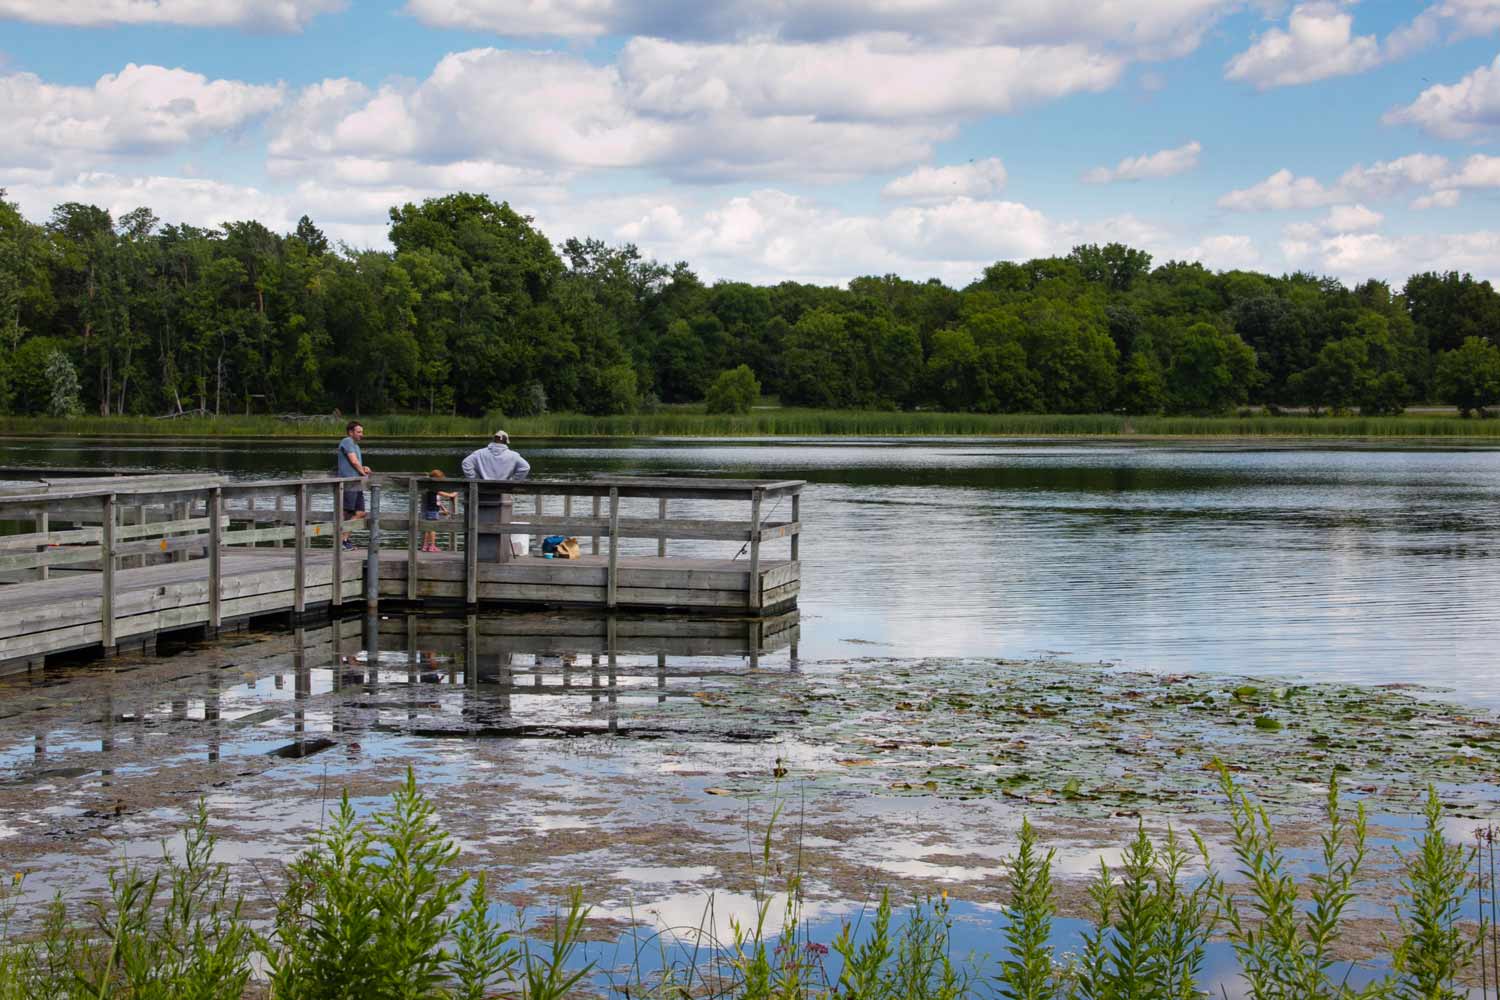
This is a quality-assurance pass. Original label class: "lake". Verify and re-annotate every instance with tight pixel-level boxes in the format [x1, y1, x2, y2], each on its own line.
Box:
[4, 434, 1499, 996]
[4, 435, 1498, 703]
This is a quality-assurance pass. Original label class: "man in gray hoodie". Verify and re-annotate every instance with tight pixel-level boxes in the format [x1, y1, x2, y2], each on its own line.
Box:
[462, 431, 530, 560]
[462, 430, 530, 481]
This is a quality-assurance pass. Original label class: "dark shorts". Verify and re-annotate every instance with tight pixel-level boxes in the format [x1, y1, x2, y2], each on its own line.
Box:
[422, 511, 439, 521]
[342, 490, 366, 514]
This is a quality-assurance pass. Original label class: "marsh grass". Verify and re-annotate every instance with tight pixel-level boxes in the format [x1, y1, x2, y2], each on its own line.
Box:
[0, 767, 1488, 999]
[5, 410, 1500, 440]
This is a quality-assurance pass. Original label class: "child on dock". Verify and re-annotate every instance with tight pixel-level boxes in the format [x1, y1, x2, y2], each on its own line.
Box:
[421, 470, 458, 553]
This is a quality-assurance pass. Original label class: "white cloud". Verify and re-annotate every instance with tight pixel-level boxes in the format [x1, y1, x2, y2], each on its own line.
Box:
[618, 35, 1123, 122]
[1412, 189, 1461, 209]
[403, 0, 1233, 56]
[0, 0, 342, 32]
[1279, 227, 1500, 282]
[1224, 2, 1380, 89]
[1323, 203, 1382, 231]
[0, 64, 283, 168]
[1082, 140, 1200, 183]
[882, 159, 1007, 201]
[1387, 0, 1500, 59]
[1448, 153, 1500, 187]
[1386, 55, 1500, 139]
[267, 40, 1123, 187]
[1187, 234, 1261, 270]
[1335, 153, 1450, 198]
[1219, 155, 1453, 211]
[1218, 168, 1335, 210]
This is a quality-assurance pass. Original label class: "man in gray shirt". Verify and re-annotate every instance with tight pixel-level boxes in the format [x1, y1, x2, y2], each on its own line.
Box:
[337, 421, 372, 550]
[463, 431, 530, 560]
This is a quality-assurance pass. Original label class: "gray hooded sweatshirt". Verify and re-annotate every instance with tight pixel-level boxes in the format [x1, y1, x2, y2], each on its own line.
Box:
[461, 442, 530, 481]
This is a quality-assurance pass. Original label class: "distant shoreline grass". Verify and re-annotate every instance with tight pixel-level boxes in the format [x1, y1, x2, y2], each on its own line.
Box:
[3, 408, 1500, 440]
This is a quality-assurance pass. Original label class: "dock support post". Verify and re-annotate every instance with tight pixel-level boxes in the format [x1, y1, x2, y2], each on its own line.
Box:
[208, 487, 223, 632]
[294, 484, 307, 614]
[332, 482, 344, 607]
[658, 498, 668, 557]
[747, 488, 763, 611]
[365, 485, 381, 611]
[790, 492, 800, 563]
[607, 487, 619, 609]
[465, 481, 478, 605]
[407, 477, 420, 601]
[273, 493, 285, 548]
[100, 494, 116, 649]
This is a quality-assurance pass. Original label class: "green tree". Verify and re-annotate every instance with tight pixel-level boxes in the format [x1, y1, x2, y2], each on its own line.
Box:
[1117, 347, 1168, 414]
[1434, 337, 1500, 416]
[1166, 323, 1258, 414]
[705, 364, 760, 414]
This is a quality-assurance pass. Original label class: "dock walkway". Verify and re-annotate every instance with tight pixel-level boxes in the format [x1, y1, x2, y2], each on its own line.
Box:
[0, 473, 803, 673]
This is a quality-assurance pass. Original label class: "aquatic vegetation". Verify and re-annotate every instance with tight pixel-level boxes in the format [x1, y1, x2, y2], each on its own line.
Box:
[644, 658, 1500, 817]
[0, 769, 1490, 998]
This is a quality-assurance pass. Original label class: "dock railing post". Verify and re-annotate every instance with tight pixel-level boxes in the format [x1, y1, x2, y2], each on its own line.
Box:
[172, 500, 188, 564]
[747, 488, 763, 611]
[499, 492, 511, 564]
[332, 482, 344, 607]
[591, 492, 601, 555]
[365, 485, 381, 611]
[100, 494, 116, 649]
[607, 487, 619, 609]
[407, 477, 420, 601]
[535, 491, 544, 556]
[465, 481, 478, 605]
[34, 509, 48, 582]
[209, 487, 223, 632]
[294, 484, 307, 615]
[790, 491, 800, 563]
[658, 498, 668, 557]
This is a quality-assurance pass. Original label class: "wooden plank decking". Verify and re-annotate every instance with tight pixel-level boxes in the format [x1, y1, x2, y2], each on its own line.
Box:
[0, 548, 362, 663]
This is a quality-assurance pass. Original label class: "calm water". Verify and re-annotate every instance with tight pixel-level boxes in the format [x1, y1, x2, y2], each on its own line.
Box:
[4, 435, 1499, 704]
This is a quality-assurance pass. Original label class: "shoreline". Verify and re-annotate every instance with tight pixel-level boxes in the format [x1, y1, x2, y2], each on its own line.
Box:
[3, 408, 1500, 443]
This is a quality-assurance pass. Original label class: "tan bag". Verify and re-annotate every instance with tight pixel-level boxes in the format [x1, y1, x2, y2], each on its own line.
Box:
[555, 537, 581, 559]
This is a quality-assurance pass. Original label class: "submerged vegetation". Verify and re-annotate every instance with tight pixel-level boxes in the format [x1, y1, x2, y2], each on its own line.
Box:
[0, 768, 1491, 999]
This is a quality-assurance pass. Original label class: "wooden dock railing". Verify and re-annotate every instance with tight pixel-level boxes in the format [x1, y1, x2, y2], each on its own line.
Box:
[360, 475, 803, 610]
[0, 473, 803, 669]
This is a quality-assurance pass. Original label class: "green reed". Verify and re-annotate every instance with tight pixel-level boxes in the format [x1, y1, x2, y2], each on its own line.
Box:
[0, 767, 1488, 999]
[5, 409, 1500, 440]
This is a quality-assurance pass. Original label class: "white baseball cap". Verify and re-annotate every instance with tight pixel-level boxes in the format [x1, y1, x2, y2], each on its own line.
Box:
[493, 429, 509, 443]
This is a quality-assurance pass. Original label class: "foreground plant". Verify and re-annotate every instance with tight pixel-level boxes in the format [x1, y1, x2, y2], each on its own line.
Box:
[261, 766, 585, 1000]
[1388, 786, 1480, 1000]
[0, 801, 253, 1000]
[1, 767, 1486, 1000]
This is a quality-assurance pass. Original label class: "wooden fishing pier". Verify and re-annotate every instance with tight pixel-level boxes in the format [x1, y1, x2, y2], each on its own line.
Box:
[0, 473, 804, 675]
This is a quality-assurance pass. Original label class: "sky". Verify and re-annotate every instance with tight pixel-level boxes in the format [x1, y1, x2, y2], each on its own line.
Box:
[2, 0, 1500, 288]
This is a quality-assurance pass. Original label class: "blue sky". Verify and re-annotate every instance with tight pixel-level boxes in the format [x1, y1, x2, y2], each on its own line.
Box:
[3, 0, 1499, 287]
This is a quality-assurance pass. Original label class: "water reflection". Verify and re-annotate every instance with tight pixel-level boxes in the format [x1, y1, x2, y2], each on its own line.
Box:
[0, 609, 800, 780]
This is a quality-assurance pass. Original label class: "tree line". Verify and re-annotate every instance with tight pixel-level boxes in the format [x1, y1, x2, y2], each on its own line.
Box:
[3, 189, 1500, 419]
